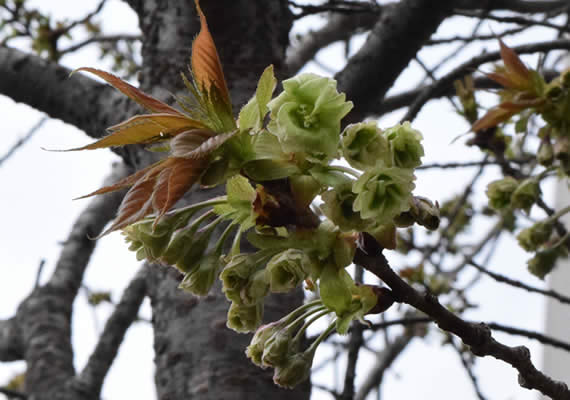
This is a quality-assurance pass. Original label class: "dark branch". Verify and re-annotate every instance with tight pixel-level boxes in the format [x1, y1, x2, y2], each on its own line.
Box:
[0, 46, 124, 140]
[286, 11, 379, 74]
[73, 266, 147, 397]
[336, 0, 455, 123]
[0, 116, 47, 167]
[355, 246, 570, 399]
[354, 332, 414, 400]
[468, 260, 570, 306]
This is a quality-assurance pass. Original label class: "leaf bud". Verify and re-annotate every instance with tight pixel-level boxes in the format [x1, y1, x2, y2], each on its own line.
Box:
[272, 350, 315, 389]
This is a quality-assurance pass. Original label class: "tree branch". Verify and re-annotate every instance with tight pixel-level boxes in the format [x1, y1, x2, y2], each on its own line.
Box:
[456, 0, 569, 13]
[0, 46, 125, 140]
[0, 318, 22, 361]
[286, 11, 379, 74]
[354, 244, 570, 399]
[354, 332, 414, 400]
[16, 163, 129, 395]
[335, 0, 454, 123]
[73, 266, 147, 398]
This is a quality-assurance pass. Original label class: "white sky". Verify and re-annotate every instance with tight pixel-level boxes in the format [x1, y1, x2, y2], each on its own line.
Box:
[0, 1, 563, 399]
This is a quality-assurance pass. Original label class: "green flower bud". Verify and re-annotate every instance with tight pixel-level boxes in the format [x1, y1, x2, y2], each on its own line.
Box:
[321, 183, 368, 231]
[178, 253, 221, 296]
[220, 254, 257, 303]
[486, 177, 518, 210]
[517, 221, 554, 252]
[122, 220, 171, 261]
[383, 122, 424, 169]
[538, 139, 554, 167]
[341, 121, 391, 170]
[267, 249, 310, 293]
[527, 248, 559, 279]
[267, 73, 353, 161]
[273, 350, 315, 389]
[241, 269, 270, 305]
[246, 321, 284, 367]
[262, 329, 293, 368]
[352, 167, 415, 224]
[511, 178, 540, 213]
[226, 301, 263, 333]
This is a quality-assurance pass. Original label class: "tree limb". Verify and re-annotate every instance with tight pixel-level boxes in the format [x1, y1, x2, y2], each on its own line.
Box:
[335, 0, 455, 123]
[15, 163, 129, 395]
[286, 11, 379, 74]
[354, 245, 570, 399]
[0, 46, 125, 140]
[354, 332, 414, 400]
[0, 318, 22, 361]
[73, 266, 148, 398]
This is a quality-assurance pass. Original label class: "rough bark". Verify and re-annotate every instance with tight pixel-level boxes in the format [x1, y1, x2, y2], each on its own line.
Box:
[0, 46, 124, 141]
[132, 1, 306, 399]
[335, 0, 454, 123]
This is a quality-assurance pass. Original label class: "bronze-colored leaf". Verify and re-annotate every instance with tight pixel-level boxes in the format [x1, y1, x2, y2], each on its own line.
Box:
[170, 129, 217, 158]
[486, 71, 517, 89]
[75, 67, 181, 115]
[471, 106, 516, 132]
[172, 130, 237, 159]
[191, 0, 231, 106]
[102, 177, 156, 236]
[151, 157, 207, 222]
[74, 160, 166, 199]
[67, 114, 205, 151]
[499, 40, 530, 88]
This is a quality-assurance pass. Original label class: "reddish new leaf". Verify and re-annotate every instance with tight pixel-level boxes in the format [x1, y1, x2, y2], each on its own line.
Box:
[498, 40, 531, 89]
[170, 129, 236, 159]
[471, 106, 516, 132]
[151, 157, 208, 223]
[102, 178, 156, 236]
[67, 114, 204, 151]
[74, 160, 166, 200]
[192, 0, 231, 106]
[170, 129, 217, 158]
[75, 67, 181, 115]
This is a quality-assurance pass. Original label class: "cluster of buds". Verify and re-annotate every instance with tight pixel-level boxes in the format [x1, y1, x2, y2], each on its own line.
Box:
[486, 176, 540, 213]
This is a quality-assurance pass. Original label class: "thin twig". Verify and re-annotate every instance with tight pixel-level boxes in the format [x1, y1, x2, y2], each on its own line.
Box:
[468, 260, 570, 306]
[0, 116, 47, 167]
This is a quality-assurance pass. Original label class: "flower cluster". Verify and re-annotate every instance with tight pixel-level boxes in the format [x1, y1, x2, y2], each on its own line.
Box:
[65, 2, 438, 388]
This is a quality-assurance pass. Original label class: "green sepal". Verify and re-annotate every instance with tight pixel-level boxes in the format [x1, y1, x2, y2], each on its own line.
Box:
[309, 165, 352, 188]
[319, 263, 353, 315]
[243, 159, 301, 181]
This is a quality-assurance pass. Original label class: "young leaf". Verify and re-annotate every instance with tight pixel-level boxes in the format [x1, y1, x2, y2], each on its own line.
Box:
[74, 160, 166, 199]
[151, 157, 207, 222]
[66, 114, 204, 151]
[192, 0, 231, 107]
[74, 67, 181, 115]
[239, 65, 277, 132]
[499, 39, 530, 88]
[171, 130, 237, 159]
